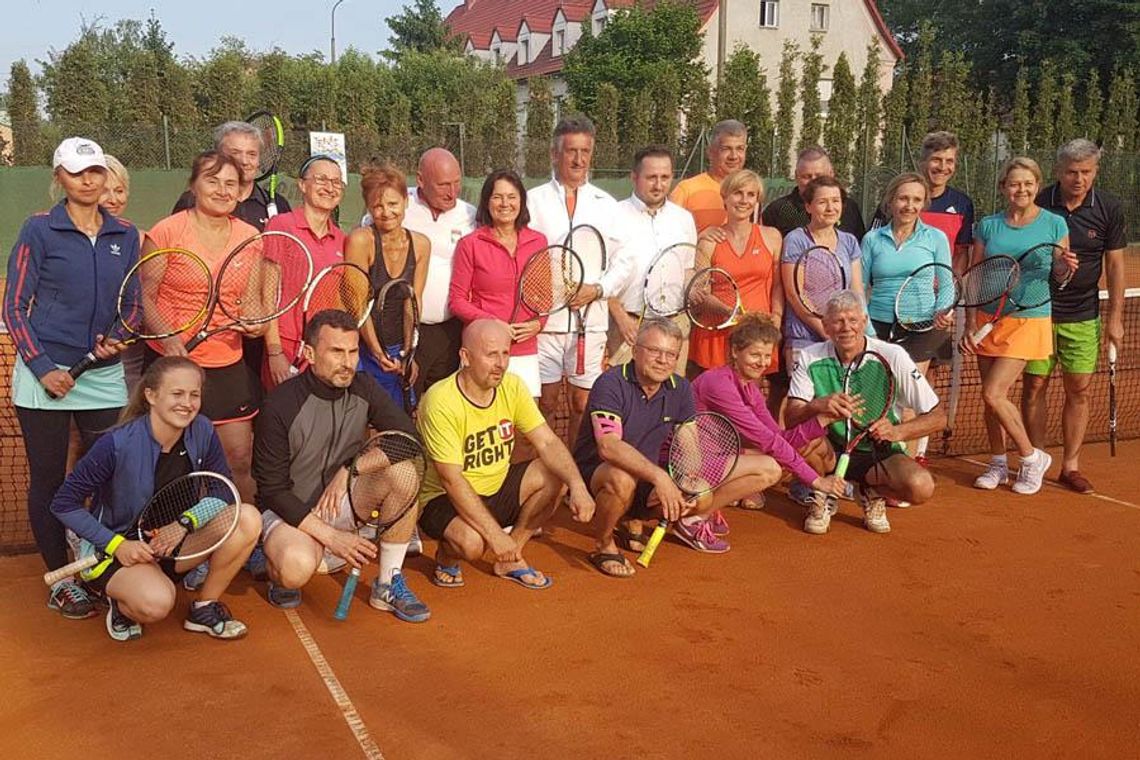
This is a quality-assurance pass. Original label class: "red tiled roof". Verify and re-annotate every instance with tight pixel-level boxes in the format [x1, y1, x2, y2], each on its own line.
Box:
[505, 37, 564, 79]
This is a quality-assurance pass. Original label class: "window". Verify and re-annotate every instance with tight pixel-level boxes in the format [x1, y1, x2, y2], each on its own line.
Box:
[553, 28, 565, 56]
[517, 35, 529, 65]
[759, 0, 779, 28]
[810, 4, 830, 31]
[592, 10, 607, 35]
[491, 44, 501, 64]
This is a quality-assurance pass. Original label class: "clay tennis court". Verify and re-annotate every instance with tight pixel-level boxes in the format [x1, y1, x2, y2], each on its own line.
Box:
[2, 438, 1138, 759]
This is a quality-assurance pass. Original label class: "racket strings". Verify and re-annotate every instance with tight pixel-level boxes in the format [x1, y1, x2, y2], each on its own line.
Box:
[520, 248, 583, 314]
[307, 265, 373, 324]
[645, 252, 687, 316]
[348, 434, 426, 527]
[1011, 244, 1063, 308]
[961, 257, 1019, 308]
[130, 250, 213, 339]
[250, 114, 283, 176]
[895, 264, 959, 331]
[218, 232, 312, 323]
[134, 473, 239, 560]
[377, 281, 417, 355]
[686, 269, 739, 329]
[796, 249, 846, 315]
[667, 414, 740, 493]
[846, 357, 893, 428]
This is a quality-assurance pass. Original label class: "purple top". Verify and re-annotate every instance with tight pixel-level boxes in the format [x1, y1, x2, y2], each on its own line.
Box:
[691, 364, 825, 486]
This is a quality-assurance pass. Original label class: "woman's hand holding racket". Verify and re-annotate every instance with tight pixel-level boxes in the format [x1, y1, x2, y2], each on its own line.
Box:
[811, 474, 847, 498]
[509, 319, 543, 343]
[113, 540, 156, 567]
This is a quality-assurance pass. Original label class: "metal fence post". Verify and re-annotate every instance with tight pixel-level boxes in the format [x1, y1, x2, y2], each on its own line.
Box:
[162, 115, 172, 171]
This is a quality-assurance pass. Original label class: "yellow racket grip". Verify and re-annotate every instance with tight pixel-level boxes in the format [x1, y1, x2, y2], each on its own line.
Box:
[636, 520, 668, 567]
[834, 453, 851, 480]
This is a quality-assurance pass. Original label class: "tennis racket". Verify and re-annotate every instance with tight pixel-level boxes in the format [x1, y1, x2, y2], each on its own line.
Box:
[684, 267, 743, 330]
[892, 262, 961, 338]
[641, 242, 696, 322]
[333, 431, 427, 621]
[565, 224, 607, 376]
[183, 230, 314, 353]
[247, 110, 285, 219]
[61, 248, 213, 391]
[1108, 342, 1118, 457]
[970, 244, 1073, 343]
[43, 472, 241, 586]
[508, 244, 584, 322]
[637, 412, 741, 568]
[833, 350, 896, 479]
[376, 279, 420, 413]
[293, 262, 374, 370]
[794, 244, 848, 319]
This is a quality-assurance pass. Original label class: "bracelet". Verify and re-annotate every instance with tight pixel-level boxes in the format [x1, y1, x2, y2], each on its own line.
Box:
[267, 349, 284, 357]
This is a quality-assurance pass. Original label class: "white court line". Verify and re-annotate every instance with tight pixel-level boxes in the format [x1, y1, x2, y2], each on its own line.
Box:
[959, 457, 1140, 510]
[284, 609, 385, 760]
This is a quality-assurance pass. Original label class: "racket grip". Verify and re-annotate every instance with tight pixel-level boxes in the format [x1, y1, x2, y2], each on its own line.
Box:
[183, 333, 205, 353]
[334, 568, 361, 621]
[1108, 343, 1117, 364]
[46, 351, 101, 398]
[43, 554, 99, 586]
[636, 520, 668, 568]
[267, 201, 278, 219]
[970, 322, 994, 344]
[575, 334, 586, 375]
[834, 453, 851, 480]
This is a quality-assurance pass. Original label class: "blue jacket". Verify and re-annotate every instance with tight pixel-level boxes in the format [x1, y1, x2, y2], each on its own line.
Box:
[4, 202, 140, 379]
[50, 414, 231, 552]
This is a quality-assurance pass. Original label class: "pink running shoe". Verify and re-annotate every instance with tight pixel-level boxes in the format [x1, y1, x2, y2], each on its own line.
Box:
[708, 510, 730, 536]
[672, 518, 730, 554]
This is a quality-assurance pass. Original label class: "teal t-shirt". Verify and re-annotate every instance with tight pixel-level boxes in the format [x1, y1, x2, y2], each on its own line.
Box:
[861, 221, 953, 323]
[975, 210, 1068, 319]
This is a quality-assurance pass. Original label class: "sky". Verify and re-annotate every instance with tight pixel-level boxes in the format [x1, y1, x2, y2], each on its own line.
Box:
[2, 0, 464, 80]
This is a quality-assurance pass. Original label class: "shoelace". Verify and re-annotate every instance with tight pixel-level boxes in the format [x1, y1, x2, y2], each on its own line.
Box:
[388, 574, 416, 602]
[691, 519, 718, 546]
[195, 601, 232, 623]
[710, 511, 728, 530]
[56, 582, 88, 606]
[110, 602, 136, 628]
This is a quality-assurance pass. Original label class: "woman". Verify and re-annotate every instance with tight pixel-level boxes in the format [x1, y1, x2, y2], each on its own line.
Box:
[448, 170, 546, 396]
[143, 151, 262, 502]
[689, 169, 783, 378]
[4, 137, 140, 620]
[963, 158, 1073, 495]
[263, 155, 347, 387]
[692, 315, 847, 511]
[50, 356, 260, 641]
[345, 163, 429, 405]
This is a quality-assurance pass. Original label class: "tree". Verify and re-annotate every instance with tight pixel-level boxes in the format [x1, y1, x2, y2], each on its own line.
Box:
[906, 21, 934, 136]
[1081, 69, 1103, 144]
[823, 52, 857, 184]
[524, 76, 554, 177]
[484, 77, 519, 172]
[774, 40, 799, 177]
[650, 66, 682, 157]
[623, 89, 653, 167]
[1102, 66, 1138, 151]
[1029, 60, 1058, 156]
[40, 27, 112, 138]
[878, 74, 908, 170]
[7, 60, 43, 165]
[679, 78, 711, 174]
[798, 35, 825, 150]
[1054, 70, 1078, 146]
[853, 41, 883, 203]
[591, 82, 621, 170]
[715, 45, 774, 175]
[1008, 66, 1030, 155]
[383, 0, 460, 61]
[932, 50, 971, 136]
[191, 37, 254, 130]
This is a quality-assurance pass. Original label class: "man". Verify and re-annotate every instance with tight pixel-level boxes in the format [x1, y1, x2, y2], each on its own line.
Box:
[576, 318, 784, 577]
[252, 310, 430, 622]
[786, 291, 942, 535]
[417, 319, 595, 590]
[608, 145, 698, 372]
[762, 146, 866, 241]
[528, 116, 630, 446]
[1023, 139, 1127, 494]
[669, 119, 747, 232]
[173, 120, 291, 230]
[361, 148, 477, 395]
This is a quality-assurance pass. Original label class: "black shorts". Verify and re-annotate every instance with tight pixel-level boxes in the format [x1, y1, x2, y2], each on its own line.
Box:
[84, 556, 185, 595]
[418, 461, 531, 540]
[582, 464, 656, 520]
[837, 443, 900, 484]
[871, 319, 951, 364]
[143, 347, 259, 423]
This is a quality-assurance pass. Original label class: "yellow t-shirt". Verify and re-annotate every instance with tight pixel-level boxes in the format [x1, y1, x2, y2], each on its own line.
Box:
[669, 172, 726, 232]
[417, 371, 547, 505]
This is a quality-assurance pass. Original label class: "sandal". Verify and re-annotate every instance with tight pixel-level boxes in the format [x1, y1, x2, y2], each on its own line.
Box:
[588, 551, 635, 578]
[615, 526, 651, 552]
[431, 564, 465, 588]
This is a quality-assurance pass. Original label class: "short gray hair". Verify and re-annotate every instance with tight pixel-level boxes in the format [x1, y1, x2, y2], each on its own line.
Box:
[796, 145, 831, 166]
[638, 316, 684, 344]
[213, 121, 263, 151]
[710, 119, 747, 146]
[552, 115, 596, 152]
[824, 289, 867, 318]
[1056, 138, 1101, 167]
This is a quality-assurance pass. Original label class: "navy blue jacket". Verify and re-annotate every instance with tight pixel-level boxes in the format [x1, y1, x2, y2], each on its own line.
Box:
[4, 202, 140, 379]
[51, 414, 230, 552]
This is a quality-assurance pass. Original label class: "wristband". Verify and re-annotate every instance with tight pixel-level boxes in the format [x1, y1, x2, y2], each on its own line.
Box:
[104, 534, 125, 558]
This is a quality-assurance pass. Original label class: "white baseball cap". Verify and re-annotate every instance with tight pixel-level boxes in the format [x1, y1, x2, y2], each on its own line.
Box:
[53, 137, 108, 173]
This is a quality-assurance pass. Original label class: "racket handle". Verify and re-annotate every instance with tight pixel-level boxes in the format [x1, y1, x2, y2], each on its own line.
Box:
[575, 333, 586, 375]
[970, 322, 995, 344]
[636, 520, 668, 567]
[267, 201, 278, 219]
[834, 453, 851, 480]
[46, 351, 101, 399]
[1108, 343, 1117, 364]
[43, 554, 99, 586]
[334, 568, 361, 621]
[183, 333, 206, 353]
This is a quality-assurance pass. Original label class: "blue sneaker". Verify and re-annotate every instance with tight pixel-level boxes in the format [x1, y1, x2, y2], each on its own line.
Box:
[182, 561, 209, 592]
[267, 582, 302, 609]
[788, 481, 815, 507]
[369, 572, 431, 623]
[245, 544, 268, 581]
[106, 599, 142, 641]
[184, 601, 248, 639]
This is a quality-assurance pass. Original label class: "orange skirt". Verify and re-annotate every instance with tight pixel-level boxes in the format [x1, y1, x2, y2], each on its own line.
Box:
[974, 314, 1052, 361]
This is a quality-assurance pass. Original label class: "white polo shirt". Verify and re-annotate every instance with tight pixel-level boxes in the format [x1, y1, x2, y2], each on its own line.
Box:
[360, 188, 476, 324]
[613, 194, 698, 314]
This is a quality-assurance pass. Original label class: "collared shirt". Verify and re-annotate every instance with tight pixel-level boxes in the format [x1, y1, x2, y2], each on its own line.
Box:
[572, 361, 696, 476]
[1037, 183, 1126, 322]
[860, 220, 952, 323]
[265, 208, 346, 355]
[762, 189, 867, 241]
[173, 183, 291, 231]
[614, 195, 698, 314]
[527, 178, 631, 333]
[668, 172, 727, 231]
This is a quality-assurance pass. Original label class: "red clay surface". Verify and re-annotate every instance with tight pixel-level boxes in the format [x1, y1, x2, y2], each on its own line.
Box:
[3, 440, 1140, 759]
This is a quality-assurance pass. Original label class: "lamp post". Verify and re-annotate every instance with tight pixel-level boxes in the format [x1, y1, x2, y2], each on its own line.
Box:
[330, 0, 347, 65]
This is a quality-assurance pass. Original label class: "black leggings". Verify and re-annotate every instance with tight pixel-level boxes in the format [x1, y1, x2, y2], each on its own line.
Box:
[15, 406, 121, 571]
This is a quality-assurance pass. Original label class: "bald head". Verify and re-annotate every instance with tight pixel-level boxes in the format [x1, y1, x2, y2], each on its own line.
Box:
[463, 318, 511, 349]
[417, 148, 462, 214]
[460, 319, 512, 391]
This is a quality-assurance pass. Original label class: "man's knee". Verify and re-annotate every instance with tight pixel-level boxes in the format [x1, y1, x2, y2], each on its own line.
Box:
[595, 466, 636, 503]
[233, 505, 261, 548]
[126, 583, 176, 623]
[268, 539, 320, 588]
[444, 521, 485, 561]
[569, 388, 589, 415]
[1022, 373, 1048, 398]
[904, 468, 936, 504]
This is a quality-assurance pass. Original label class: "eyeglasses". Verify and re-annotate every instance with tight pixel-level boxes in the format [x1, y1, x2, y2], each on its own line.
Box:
[636, 344, 680, 361]
[307, 176, 344, 189]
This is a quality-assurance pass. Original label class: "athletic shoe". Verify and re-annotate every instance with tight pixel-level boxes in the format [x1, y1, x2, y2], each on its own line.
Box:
[842, 481, 855, 501]
[184, 601, 248, 639]
[1012, 449, 1053, 495]
[369, 573, 431, 623]
[407, 526, 423, 556]
[788, 481, 816, 507]
[182, 561, 209, 592]
[245, 544, 269, 582]
[707, 510, 730, 536]
[48, 579, 98, 620]
[914, 455, 930, 469]
[267, 582, 302, 609]
[316, 550, 347, 575]
[973, 459, 1010, 490]
[803, 492, 833, 535]
[858, 486, 891, 534]
[106, 599, 142, 642]
[1059, 469, 1094, 494]
[884, 495, 912, 508]
[671, 518, 730, 553]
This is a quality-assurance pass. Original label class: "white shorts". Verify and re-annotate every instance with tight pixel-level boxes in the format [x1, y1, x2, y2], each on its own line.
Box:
[508, 352, 542, 397]
[538, 333, 606, 388]
[261, 494, 355, 541]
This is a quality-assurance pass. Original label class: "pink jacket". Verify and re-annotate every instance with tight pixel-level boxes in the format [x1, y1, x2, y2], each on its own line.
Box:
[449, 225, 549, 356]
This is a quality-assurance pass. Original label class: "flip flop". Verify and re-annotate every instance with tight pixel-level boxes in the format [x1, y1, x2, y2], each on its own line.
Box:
[497, 567, 553, 590]
[615, 526, 651, 552]
[431, 563, 465, 588]
[588, 551, 635, 578]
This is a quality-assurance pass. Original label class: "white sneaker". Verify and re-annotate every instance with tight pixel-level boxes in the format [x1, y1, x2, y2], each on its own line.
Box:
[858, 486, 891, 534]
[803, 492, 833, 535]
[316, 550, 347, 575]
[974, 459, 1010, 490]
[1012, 449, 1053, 495]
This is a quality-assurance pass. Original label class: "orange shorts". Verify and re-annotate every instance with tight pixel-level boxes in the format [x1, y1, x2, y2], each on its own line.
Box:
[974, 313, 1052, 361]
